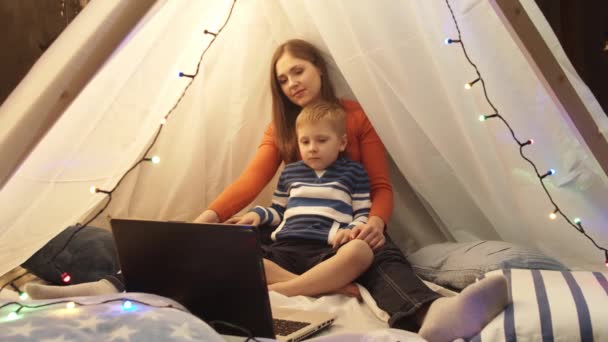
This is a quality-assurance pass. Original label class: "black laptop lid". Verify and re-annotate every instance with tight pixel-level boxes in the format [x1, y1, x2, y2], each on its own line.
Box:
[110, 218, 275, 338]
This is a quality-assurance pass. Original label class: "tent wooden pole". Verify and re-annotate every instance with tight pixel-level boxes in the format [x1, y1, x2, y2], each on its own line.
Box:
[490, 0, 608, 178]
[0, 0, 158, 190]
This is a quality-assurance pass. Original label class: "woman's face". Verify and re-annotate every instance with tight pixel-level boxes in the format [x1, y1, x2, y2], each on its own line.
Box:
[275, 52, 322, 107]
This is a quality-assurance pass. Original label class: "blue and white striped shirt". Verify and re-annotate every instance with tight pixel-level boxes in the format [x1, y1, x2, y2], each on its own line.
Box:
[251, 157, 371, 244]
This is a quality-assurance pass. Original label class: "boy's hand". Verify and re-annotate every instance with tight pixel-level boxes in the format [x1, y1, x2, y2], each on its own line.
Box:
[232, 212, 262, 226]
[332, 229, 352, 249]
[224, 215, 243, 224]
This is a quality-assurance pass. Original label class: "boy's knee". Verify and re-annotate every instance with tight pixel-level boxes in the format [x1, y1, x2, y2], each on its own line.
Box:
[341, 239, 373, 265]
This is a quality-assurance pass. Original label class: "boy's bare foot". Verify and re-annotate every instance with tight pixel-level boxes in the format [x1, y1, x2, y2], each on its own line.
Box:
[333, 283, 362, 300]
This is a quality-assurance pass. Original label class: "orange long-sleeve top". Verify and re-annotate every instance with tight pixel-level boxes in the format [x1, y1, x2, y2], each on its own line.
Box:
[208, 99, 394, 224]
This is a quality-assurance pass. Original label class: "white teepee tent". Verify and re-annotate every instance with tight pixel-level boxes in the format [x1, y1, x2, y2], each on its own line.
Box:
[1, 0, 607, 278]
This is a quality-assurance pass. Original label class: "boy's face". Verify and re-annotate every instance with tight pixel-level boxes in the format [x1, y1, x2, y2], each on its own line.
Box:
[297, 121, 347, 171]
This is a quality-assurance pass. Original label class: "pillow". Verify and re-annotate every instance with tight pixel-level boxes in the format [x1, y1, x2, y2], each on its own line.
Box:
[22, 225, 119, 285]
[407, 240, 568, 290]
[0, 293, 225, 341]
[474, 268, 608, 341]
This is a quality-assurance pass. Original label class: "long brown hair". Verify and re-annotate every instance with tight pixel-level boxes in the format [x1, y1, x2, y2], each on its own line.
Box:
[270, 39, 339, 163]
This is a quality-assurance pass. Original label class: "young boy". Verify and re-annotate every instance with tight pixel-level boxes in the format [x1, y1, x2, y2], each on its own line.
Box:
[235, 101, 373, 298]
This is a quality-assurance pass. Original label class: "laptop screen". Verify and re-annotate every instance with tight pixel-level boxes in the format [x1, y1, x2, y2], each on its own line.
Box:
[110, 219, 275, 338]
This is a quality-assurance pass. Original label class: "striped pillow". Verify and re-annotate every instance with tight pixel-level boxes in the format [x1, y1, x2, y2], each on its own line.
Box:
[473, 269, 608, 342]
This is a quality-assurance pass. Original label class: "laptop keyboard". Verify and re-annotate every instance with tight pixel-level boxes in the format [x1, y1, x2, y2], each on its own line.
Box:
[273, 318, 311, 336]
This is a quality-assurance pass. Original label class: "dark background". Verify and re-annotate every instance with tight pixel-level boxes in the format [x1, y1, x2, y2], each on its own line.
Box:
[534, 0, 608, 114]
[0, 0, 87, 105]
[0, 0, 606, 114]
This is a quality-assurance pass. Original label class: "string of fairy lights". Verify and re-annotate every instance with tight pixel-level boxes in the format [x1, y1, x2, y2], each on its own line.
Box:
[1, 297, 186, 321]
[444, 0, 608, 267]
[1, 0, 238, 300]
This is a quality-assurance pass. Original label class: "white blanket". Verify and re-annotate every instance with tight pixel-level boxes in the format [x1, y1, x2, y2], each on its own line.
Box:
[0, 281, 456, 341]
[263, 282, 456, 341]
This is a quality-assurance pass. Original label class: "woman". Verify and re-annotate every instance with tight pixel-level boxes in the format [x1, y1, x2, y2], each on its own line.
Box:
[195, 39, 509, 341]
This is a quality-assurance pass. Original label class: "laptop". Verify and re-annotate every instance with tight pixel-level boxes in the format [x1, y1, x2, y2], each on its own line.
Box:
[110, 218, 336, 341]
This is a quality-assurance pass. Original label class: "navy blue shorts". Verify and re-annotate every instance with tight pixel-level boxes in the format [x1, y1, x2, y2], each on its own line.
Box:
[261, 238, 339, 275]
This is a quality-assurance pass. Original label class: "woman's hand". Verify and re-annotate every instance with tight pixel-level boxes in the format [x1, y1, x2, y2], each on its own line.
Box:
[349, 216, 386, 250]
[231, 212, 262, 226]
[331, 229, 353, 249]
[193, 210, 219, 223]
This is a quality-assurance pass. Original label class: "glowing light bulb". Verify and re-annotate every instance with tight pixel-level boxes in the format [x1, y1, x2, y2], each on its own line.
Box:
[479, 114, 498, 122]
[8, 312, 18, 320]
[144, 156, 161, 164]
[178, 72, 194, 78]
[123, 300, 133, 310]
[519, 139, 535, 147]
[89, 187, 109, 195]
[464, 78, 480, 90]
[573, 218, 581, 225]
[160, 118, 167, 125]
[61, 272, 71, 283]
[19, 292, 28, 300]
[548, 210, 558, 220]
[541, 169, 556, 179]
[66, 302, 76, 309]
[444, 38, 460, 45]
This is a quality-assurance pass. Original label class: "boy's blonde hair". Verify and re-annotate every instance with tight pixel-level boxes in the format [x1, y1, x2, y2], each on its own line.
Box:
[296, 101, 346, 136]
